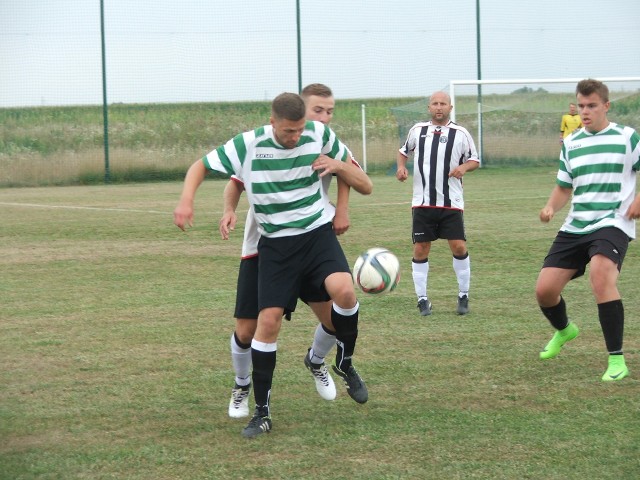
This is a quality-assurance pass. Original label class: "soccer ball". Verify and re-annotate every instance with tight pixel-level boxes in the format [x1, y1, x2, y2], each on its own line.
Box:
[352, 247, 400, 294]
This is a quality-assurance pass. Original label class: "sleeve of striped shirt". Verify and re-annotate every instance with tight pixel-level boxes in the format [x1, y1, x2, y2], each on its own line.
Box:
[398, 125, 417, 157]
[321, 125, 350, 162]
[202, 131, 253, 181]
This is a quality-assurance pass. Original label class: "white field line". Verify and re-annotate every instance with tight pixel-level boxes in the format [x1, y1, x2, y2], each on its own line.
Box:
[0, 195, 548, 215]
[0, 202, 169, 215]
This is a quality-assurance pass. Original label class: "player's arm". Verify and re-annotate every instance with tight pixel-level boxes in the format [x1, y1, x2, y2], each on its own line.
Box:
[312, 154, 372, 195]
[174, 159, 208, 231]
[539, 185, 572, 223]
[625, 192, 640, 220]
[219, 178, 244, 240]
[396, 151, 410, 182]
[449, 159, 480, 179]
[332, 177, 351, 235]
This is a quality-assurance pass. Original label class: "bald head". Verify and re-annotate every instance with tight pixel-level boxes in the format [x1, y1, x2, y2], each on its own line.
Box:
[429, 91, 451, 104]
[428, 91, 453, 125]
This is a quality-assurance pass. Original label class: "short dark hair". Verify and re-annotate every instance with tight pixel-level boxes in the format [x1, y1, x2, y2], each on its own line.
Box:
[576, 79, 609, 103]
[301, 83, 333, 99]
[272, 92, 306, 121]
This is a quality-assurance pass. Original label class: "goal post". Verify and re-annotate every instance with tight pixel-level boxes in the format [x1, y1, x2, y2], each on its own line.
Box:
[448, 77, 640, 166]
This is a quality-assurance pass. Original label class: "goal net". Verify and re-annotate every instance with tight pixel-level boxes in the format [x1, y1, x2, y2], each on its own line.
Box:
[391, 77, 640, 167]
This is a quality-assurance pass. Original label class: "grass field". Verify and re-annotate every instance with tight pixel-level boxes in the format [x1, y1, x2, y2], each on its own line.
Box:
[1, 169, 640, 479]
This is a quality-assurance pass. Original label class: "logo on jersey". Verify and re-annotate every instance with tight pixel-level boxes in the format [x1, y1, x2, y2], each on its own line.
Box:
[256, 153, 274, 158]
[439, 136, 448, 144]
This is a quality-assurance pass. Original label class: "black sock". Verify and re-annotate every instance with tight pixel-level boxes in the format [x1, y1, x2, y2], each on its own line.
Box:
[233, 331, 251, 350]
[598, 300, 624, 354]
[540, 296, 569, 331]
[332, 305, 359, 371]
[251, 348, 276, 413]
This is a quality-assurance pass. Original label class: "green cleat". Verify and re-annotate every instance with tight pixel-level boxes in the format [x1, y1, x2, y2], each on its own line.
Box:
[602, 355, 629, 382]
[539, 322, 579, 359]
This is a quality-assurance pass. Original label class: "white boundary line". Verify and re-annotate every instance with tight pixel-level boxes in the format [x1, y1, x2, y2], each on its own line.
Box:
[0, 196, 548, 215]
[0, 201, 169, 215]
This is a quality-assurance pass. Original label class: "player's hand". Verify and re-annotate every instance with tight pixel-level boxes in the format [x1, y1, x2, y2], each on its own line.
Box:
[218, 211, 237, 240]
[625, 196, 640, 220]
[539, 206, 554, 223]
[448, 166, 467, 179]
[312, 154, 342, 177]
[173, 202, 194, 231]
[396, 167, 408, 182]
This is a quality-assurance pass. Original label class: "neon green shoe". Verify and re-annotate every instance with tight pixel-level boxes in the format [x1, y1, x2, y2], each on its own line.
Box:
[602, 355, 629, 382]
[539, 322, 579, 359]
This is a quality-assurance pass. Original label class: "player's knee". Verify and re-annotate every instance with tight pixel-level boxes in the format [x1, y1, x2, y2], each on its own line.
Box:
[326, 274, 357, 307]
[235, 319, 256, 342]
[535, 283, 556, 306]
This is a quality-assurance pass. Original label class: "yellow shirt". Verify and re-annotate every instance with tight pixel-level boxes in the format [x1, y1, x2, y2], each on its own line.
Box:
[560, 114, 582, 138]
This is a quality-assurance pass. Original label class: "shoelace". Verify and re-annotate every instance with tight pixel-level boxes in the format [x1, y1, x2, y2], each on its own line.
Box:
[232, 388, 249, 407]
[310, 365, 331, 386]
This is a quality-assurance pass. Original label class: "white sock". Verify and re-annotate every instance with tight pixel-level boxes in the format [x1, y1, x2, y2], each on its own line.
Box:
[230, 332, 251, 387]
[453, 254, 470, 297]
[412, 259, 429, 299]
[310, 323, 336, 364]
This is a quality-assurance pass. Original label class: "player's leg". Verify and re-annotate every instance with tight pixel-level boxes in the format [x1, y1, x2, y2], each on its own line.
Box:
[588, 230, 629, 381]
[324, 271, 368, 404]
[229, 256, 259, 418]
[442, 210, 470, 314]
[304, 300, 337, 400]
[303, 225, 368, 403]
[308, 300, 337, 361]
[229, 319, 256, 418]
[448, 239, 470, 314]
[536, 267, 579, 359]
[242, 235, 302, 438]
[412, 208, 435, 316]
[413, 241, 432, 315]
[536, 233, 586, 360]
[242, 307, 283, 438]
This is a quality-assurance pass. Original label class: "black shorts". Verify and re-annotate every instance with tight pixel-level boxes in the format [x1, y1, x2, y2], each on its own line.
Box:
[234, 256, 260, 320]
[542, 227, 630, 279]
[258, 223, 350, 312]
[412, 207, 466, 243]
[233, 254, 330, 320]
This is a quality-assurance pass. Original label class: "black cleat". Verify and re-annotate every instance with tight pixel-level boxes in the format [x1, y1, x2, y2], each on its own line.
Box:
[241, 407, 272, 438]
[456, 295, 469, 315]
[332, 364, 368, 404]
[417, 298, 432, 316]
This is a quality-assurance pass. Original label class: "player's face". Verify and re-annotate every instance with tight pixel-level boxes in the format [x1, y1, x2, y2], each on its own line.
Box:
[305, 95, 335, 125]
[428, 93, 453, 125]
[577, 92, 609, 133]
[271, 116, 306, 149]
[569, 104, 577, 115]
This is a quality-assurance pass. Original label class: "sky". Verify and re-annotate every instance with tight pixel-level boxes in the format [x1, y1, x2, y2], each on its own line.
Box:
[1, 0, 639, 107]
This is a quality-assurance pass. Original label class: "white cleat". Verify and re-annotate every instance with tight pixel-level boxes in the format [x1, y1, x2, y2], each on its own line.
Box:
[228, 384, 251, 418]
[304, 349, 336, 401]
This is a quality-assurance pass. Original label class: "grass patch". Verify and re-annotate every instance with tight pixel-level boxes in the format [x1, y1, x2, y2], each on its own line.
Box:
[1, 169, 639, 479]
[3, 92, 637, 186]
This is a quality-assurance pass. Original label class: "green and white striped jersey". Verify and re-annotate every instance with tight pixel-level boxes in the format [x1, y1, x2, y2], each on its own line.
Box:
[558, 122, 640, 238]
[203, 120, 350, 238]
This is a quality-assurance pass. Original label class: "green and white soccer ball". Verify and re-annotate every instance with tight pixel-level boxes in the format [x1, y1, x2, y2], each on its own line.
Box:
[352, 247, 400, 294]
